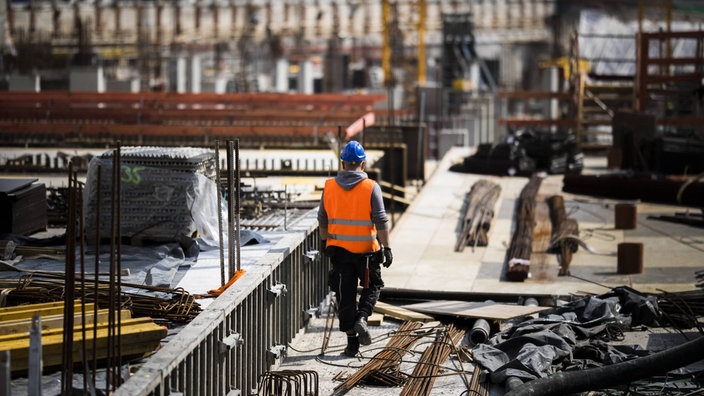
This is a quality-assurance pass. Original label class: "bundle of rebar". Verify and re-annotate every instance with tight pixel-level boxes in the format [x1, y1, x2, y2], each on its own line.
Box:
[468, 365, 490, 396]
[505, 175, 543, 281]
[258, 370, 319, 396]
[0, 275, 202, 323]
[546, 195, 579, 276]
[656, 288, 704, 329]
[399, 324, 466, 396]
[455, 180, 501, 252]
[332, 321, 425, 395]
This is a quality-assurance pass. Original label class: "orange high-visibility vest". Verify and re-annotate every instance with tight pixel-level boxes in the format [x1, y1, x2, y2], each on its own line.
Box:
[323, 178, 380, 254]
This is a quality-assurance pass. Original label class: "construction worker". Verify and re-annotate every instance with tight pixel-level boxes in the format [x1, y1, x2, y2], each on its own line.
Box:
[318, 140, 393, 357]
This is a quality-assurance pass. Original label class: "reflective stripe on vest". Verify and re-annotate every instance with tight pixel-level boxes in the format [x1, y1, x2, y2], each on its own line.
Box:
[323, 178, 380, 254]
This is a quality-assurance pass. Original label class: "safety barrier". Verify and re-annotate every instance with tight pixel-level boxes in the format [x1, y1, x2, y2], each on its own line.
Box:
[114, 210, 329, 396]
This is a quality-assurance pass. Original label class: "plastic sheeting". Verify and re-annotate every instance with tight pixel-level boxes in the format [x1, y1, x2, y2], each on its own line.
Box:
[473, 288, 654, 384]
[83, 149, 221, 246]
[0, 232, 268, 291]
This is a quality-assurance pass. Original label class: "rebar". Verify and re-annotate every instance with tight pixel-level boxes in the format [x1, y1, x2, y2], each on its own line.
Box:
[332, 321, 425, 395]
[257, 370, 319, 396]
[61, 163, 77, 396]
[506, 175, 543, 281]
[399, 324, 465, 396]
[227, 140, 235, 278]
[455, 179, 501, 252]
[215, 140, 225, 287]
[469, 365, 489, 396]
[92, 162, 101, 391]
[320, 299, 337, 356]
[546, 195, 579, 276]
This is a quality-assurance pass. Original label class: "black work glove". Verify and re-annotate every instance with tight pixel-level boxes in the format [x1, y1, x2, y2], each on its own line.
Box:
[382, 247, 393, 268]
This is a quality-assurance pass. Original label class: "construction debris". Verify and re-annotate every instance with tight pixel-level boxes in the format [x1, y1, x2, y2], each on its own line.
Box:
[455, 129, 583, 176]
[473, 286, 704, 395]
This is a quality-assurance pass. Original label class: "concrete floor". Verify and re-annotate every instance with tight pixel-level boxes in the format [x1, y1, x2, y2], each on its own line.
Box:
[279, 147, 704, 395]
[385, 147, 702, 297]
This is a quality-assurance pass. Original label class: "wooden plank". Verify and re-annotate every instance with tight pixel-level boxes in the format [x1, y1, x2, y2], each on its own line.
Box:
[0, 302, 95, 322]
[367, 313, 384, 326]
[373, 301, 434, 322]
[0, 309, 132, 336]
[402, 300, 550, 321]
[4, 319, 167, 373]
[0, 317, 155, 344]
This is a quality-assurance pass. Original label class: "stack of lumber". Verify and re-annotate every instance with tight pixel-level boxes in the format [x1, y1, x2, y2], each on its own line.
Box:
[0, 301, 167, 374]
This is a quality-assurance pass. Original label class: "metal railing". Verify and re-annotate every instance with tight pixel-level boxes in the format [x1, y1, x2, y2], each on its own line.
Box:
[115, 210, 329, 396]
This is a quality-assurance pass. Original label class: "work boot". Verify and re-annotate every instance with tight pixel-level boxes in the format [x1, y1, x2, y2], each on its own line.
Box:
[354, 316, 372, 346]
[343, 335, 359, 357]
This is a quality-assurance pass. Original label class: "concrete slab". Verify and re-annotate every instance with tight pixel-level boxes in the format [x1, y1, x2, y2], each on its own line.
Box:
[281, 148, 703, 396]
[385, 147, 703, 297]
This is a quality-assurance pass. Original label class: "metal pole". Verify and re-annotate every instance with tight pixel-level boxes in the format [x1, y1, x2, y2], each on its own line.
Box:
[215, 140, 225, 286]
[62, 163, 76, 396]
[235, 138, 241, 272]
[115, 143, 123, 384]
[418, 91, 426, 186]
[227, 140, 235, 278]
[337, 125, 343, 172]
[388, 132, 395, 228]
[0, 350, 9, 396]
[107, 146, 118, 394]
[78, 181, 88, 394]
[28, 315, 42, 395]
[92, 163, 101, 391]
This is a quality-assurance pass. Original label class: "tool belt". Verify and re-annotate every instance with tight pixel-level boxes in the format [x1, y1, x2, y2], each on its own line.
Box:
[326, 246, 383, 265]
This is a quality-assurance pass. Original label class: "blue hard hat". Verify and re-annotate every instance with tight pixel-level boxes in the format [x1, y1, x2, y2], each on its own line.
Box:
[340, 140, 366, 162]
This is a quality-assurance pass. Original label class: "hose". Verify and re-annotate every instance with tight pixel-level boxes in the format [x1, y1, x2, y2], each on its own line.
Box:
[506, 335, 704, 396]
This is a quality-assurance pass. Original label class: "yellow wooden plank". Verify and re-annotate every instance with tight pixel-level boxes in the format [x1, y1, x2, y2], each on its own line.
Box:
[0, 317, 153, 344]
[373, 301, 434, 322]
[0, 301, 65, 313]
[6, 321, 167, 372]
[0, 301, 96, 321]
[0, 309, 132, 336]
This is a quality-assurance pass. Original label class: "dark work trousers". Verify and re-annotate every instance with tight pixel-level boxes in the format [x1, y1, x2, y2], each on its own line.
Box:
[328, 247, 384, 333]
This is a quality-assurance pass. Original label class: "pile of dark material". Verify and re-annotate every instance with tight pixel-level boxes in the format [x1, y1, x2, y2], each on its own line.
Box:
[454, 129, 583, 176]
[472, 286, 704, 396]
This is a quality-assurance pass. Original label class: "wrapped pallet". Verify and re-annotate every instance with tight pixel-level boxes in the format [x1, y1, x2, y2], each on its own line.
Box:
[84, 146, 220, 245]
